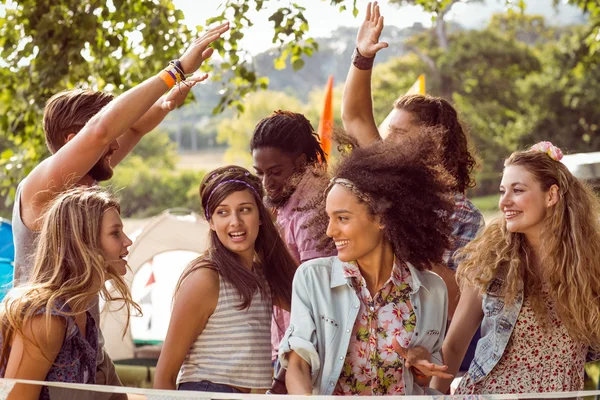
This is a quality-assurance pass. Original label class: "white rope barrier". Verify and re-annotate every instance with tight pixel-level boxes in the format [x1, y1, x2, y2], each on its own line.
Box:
[0, 378, 598, 400]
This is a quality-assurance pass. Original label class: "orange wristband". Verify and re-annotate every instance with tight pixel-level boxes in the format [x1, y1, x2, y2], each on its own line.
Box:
[159, 70, 176, 89]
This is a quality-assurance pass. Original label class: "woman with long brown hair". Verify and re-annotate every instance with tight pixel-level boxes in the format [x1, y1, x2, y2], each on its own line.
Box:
[0, 187, 139, 400]
[154, 166, 297, 393]
[431, 142, 600, 395]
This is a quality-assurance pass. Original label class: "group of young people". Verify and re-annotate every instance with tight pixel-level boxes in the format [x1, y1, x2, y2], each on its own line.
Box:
[1, 2, 599, 400]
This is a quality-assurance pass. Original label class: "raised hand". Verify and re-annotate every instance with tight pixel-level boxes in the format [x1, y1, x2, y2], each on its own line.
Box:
[393, 339, 453, 379]
[179, 22, 230, 74]
[356, 2, 388, 58]
[160, 72, 209, 111]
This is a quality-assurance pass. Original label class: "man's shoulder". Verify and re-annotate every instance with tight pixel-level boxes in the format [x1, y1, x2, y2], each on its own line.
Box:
[452, 193, 484, 226]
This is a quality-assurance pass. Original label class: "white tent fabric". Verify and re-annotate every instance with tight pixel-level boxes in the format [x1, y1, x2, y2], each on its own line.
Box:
[100, 209, 210, 361]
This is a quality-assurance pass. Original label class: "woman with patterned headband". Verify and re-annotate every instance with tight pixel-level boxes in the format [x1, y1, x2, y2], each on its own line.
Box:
[431, 142, 600, 395]
[280, 135, 456, 395]
[154, 166, 297, 393]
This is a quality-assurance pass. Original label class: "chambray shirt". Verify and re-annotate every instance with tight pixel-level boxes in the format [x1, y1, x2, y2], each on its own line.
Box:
[279, 256, 448, 396]
[466, 277, 600, 384]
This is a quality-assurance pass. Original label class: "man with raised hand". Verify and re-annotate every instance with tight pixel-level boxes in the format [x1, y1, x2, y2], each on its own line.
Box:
[12, 21, 229, 393]
[341, 1, 483, 322]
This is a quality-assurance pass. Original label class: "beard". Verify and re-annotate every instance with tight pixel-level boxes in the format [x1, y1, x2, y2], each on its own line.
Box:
[263, 193, 292, 208]
[88, 157, 114, 182]
[263, 170, 305, 209]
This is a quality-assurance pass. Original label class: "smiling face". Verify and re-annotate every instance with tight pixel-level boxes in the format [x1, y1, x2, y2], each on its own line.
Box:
[499, 165, 558, 242]
[325, 184, 385, 263]
[208, 189, 261, 265]
[252, 147, 305, 206]
[99, 207, 132, 277]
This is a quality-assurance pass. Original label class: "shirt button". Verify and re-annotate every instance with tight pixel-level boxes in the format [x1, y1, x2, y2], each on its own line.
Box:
[339, 356, 344, 360]
[354, 304, 359, 309]
[346, 329, 350, 333]
[369, 306, 374, 312]
[330, 382, 335, 387]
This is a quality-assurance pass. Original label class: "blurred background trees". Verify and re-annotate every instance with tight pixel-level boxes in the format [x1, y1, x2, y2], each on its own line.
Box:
[1, 0, 599, 218]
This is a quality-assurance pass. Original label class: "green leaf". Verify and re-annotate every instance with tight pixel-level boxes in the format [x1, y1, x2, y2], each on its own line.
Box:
[292, 58, 305, 71]
[274, 56, 286, 70]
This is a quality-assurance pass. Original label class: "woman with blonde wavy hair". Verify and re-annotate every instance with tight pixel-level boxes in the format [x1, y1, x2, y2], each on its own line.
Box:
[431, 141, 600, 395]
[0, 187, 140, 400]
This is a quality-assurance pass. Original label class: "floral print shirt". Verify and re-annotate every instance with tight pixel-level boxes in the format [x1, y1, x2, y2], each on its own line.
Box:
[333, 260, 416, 395]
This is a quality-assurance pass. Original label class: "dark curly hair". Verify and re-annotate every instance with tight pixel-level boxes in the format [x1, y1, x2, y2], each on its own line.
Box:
[394, 94, 476, 194]
[331, 133, 456, 270]
[250, 110, 327, 166]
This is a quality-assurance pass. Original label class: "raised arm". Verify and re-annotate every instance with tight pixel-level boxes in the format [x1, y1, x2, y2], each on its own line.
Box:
[153, 267, 219, 390]
[4, 316, 66, 400]
[110, 82, 197, 167]
[21, 22, 229, 230]
[341, 1, 388, 147]
[430, 285, 484, 394]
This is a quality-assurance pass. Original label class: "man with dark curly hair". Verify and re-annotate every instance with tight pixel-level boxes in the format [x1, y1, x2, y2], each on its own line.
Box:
[341, 2, 484, 322]
[280, 137, 455, 395]
[251, 110, 337, 392]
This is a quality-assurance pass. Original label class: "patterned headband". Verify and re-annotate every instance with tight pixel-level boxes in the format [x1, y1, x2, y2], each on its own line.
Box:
[204, 179, 260, 220]
[530, 141, 563, 161]
[328, 177, 373, 206]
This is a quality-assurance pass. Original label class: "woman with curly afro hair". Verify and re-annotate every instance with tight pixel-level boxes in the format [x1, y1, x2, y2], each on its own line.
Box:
[278, 134, 457, 396]
[431, 142, 600, 395]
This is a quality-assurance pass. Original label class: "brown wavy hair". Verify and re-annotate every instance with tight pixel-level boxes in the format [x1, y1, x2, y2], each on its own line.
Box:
[394, 94, 476, 194]
[44, 89, 114, 153]
[330, 130, 456, 270]
[456, 149, 600, 346]
[0, 187, 140, 368]
[176, 166, 297, 309]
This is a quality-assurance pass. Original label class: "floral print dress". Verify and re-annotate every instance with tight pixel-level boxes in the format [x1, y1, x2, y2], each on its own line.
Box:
[333, 260, 416, 395]
[457, 289, 588, 394]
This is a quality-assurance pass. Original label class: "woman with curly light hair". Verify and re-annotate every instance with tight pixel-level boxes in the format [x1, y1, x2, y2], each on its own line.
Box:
[0, 187, 140, 400]
[431, 142, 600, 395]
[280, 135, 456, 396]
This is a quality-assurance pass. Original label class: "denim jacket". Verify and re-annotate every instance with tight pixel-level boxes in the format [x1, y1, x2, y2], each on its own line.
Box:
[278, 256, 448, 395]
[467, 277, 600, 384]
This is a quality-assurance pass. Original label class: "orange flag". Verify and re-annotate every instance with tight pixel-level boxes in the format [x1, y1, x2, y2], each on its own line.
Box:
[317, 75, 334, 163]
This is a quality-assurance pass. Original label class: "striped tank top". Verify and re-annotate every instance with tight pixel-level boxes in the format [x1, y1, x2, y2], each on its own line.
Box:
[177, 272, 273, 388]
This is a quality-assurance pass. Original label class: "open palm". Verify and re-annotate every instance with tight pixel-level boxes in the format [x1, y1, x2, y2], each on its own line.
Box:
[356, 1, 388, 58]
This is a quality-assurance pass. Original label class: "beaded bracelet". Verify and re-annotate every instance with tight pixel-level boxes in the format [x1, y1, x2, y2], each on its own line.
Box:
[158, 63, 184, 89]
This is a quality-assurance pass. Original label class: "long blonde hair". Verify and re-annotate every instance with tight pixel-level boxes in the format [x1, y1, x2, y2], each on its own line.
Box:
[457, 149, 600, 346]
[0, 187, 141, 367]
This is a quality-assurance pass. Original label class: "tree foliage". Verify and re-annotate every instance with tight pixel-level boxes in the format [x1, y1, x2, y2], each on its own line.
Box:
[0, 0, 192, 201]
[215, 90, 304, 167]
[2, 0, 599, 204]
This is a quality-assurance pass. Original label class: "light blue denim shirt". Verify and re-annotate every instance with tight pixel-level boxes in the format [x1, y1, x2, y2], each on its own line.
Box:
[278, 256, 448, 395]
[466, 277, 600, 384]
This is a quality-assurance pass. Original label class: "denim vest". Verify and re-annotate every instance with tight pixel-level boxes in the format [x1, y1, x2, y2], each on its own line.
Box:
[279, 256, 448, 395]
[466, 277, 524, 383]
[467, 277, 600, 383]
